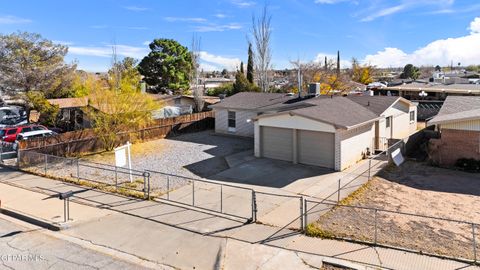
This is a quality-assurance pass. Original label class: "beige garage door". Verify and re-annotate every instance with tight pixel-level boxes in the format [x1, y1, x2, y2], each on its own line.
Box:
[261, 126, 293, 162]
[298, 130, 335, 168]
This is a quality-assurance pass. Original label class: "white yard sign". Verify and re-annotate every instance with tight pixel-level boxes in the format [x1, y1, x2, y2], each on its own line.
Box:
[114, 142, 133, 182]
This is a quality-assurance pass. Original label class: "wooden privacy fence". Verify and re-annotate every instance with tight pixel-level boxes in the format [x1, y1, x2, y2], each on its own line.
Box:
[19, 111, 215, 156]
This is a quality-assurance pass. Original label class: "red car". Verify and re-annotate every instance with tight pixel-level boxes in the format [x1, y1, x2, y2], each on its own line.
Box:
[0, 125, 48, 142]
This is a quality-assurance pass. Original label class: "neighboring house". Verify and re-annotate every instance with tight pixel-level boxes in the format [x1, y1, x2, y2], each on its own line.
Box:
[378, 82, 480, 100]
[47, 97, 90, 131]
[253, 96, 379, 171]
[209, 92, 301, 137]
[346, 96, 417, 150]
[428, 96, 480, 166]
[149, 94, 220, 119]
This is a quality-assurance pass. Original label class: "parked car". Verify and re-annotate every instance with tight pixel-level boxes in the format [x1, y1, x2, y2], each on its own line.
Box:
[16, 130, 57, 142]
[0, 125, 48, 142]
[12, 130, 57, 150]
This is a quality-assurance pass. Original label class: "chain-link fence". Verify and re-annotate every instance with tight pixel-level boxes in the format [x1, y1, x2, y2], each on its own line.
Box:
[19, 150, 150, 198]
[304, 199, 479, 262]
[148, 170, 254, 221]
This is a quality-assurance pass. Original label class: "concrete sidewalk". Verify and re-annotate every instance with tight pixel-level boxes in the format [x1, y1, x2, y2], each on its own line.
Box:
[0, 167, 478, 270]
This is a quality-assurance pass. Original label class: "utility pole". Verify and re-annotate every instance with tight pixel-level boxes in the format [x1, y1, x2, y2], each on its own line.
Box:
[337, 50, 340, 77]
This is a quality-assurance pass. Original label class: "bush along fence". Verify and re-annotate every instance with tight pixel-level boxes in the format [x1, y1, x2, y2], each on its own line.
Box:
[19, 111, 215, 156]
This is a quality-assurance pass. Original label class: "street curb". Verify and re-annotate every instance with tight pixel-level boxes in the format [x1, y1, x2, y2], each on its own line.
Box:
[0, 207, 66, 231]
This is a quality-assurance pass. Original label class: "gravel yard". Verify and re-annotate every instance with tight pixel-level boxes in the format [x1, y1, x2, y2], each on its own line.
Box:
[83, 131, 253, 179]
[308, 161, 480, 261]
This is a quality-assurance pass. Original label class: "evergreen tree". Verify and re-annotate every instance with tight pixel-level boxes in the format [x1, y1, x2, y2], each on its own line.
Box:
[247, 43, 254, 84]
[240, 62, 244, 74]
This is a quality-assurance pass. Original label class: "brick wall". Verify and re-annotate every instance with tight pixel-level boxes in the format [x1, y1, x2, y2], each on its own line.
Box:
[429, 129, 480, 166]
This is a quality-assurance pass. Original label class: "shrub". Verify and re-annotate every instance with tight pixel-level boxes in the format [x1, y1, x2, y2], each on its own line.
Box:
[455, 158, 480, 172]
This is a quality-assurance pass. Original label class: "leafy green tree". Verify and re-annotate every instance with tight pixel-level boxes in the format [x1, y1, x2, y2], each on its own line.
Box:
[0, 32, 76, 98]
[26, 91, 59, 126]
[435, 65, 442, 72]
[233, 71, 259, 95]
[240, 62, 244, 74]
[400, 64, 420, 80]
[247, 43, 254, 84]
[221, 68, 228, 77]
[109, 57, 142, 92]
[138, 39, 192, 92]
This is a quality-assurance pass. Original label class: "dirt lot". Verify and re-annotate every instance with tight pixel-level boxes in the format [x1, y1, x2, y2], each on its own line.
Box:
[308, 161, 480, 260]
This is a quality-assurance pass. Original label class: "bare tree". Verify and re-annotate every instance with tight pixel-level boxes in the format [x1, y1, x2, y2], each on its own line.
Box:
[252, 4, 272, 92]
[190, 34, 204, 112]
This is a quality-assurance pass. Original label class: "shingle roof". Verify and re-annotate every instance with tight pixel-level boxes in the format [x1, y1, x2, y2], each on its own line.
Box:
[346, 95, 403, 116]
[429, 96, 480, 124]
[287, 96, 379, 129]
[386, 82, 480, 94]
[47, 97, 88, 109]
[209, 92, 296, 110]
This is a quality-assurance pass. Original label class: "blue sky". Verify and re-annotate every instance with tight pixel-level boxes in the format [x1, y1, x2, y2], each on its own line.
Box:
[1, 0, 480, 71]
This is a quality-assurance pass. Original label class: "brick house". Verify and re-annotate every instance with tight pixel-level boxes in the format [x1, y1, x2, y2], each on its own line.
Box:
[428, 96, 480, 166]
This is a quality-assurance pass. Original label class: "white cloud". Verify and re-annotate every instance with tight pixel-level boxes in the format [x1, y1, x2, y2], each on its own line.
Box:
[314, 52, 352, 68]
[68, 44, 148, 59]
[194, 23, 242, 32]
[164, 17, 207, 23]
[0, 15, 31, 24]
[215, 13, 227, 19]
[314, 0, 349, 4]
[123, 6, 149, 12]
[469, 17, 480, 34]
[199, 51, 241, 71]
[231, 0, 255, 8]
[53, 40, 74, 46]
[362, 17, 480, 67]
[360, 4, 407, 22]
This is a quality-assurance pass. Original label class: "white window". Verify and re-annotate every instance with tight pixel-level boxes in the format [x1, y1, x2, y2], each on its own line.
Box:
[228, 111, 236, 132]
[410, 111, 415, 122]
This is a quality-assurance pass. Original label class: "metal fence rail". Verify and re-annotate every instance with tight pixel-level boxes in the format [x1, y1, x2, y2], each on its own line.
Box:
[18, 150, 150, 198]
[254, 191, 304, 230]
[304, 199, 479, 262]
[147, 170, 255, 221]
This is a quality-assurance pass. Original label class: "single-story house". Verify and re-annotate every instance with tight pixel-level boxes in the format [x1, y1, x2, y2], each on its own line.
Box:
[209, 92, 304, 137]
[211, 92, 418, 171]
[428, 96, 480, 166]
[346, 96, 417, 150]
[47, 97, 90, 131]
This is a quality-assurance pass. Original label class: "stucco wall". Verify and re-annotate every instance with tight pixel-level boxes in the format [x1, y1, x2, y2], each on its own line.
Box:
[339, 123, 375, 171]
[214, 109, 256, 137]
[382, 101, 417, 139]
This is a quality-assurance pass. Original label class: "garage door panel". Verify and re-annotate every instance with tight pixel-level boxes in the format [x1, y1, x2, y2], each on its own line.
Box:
[261, 127, 293, 161]
[298, 130, 334, 168]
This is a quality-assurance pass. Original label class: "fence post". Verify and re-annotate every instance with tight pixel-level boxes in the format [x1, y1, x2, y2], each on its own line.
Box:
[44, 153, 48, 176]
[167, 176, 170, 200]
[143, 172, 150, 199]
[368, 158, 372, 180]
[304, 199, 308, 233]
[76, 159, 80, 183]
[114, 166, 118, 190]
[0, 143, 3, 163]
[337, 179, 341, 203]
[374, 209, 378, 244]
[472, 223, 477, 262]
[192, 180, 195, 206]
[220, 184, 223, 213]
[300, 196, 304, 232]
[251, 190, 257, 223]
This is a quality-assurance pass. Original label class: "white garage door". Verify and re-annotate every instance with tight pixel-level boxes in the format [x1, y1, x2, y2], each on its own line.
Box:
[261, 126, 293, 162]
[298, 130, 335, 168]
